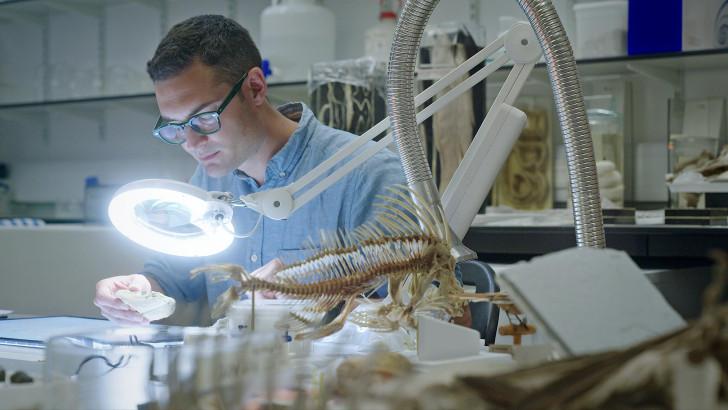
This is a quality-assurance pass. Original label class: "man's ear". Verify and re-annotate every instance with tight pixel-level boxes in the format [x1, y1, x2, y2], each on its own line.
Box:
[245, 67, 268, 106]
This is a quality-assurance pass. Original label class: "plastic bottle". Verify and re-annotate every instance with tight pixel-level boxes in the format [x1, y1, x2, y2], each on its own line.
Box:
[364, 0, 398, 63]
[260, 0, 335, 83]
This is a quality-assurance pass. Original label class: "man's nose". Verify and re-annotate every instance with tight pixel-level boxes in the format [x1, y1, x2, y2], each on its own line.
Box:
[183, 128, 207, 147]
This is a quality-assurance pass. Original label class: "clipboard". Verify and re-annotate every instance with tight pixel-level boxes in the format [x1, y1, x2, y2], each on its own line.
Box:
[0, 316, 117, 349]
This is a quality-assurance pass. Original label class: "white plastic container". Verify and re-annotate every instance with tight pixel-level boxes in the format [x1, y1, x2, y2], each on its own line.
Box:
[574, 1, 628, 59]
[364, 0, 398, 63]
[227, 299, 311, 355]
[260, 0, 335, 83]
[227, 299, 296, 334]
[683, 0, 728, 51]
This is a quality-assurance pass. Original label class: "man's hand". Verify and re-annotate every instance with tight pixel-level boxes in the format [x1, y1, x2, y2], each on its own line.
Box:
[250, 259, 284, 299]
[94, 274, 153, 325]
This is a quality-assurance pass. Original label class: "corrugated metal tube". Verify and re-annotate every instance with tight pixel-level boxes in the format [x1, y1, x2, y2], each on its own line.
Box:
[386, 0, 605, 248]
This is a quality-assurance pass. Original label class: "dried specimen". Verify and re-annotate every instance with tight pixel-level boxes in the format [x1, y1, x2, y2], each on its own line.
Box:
[333, 351, 414, 396]
[455, 250, 728, 410]
[192, 186, 476, 340]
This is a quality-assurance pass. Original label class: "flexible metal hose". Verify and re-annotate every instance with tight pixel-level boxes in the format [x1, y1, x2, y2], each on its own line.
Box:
[387, 0, 439, 185]
[387, 0, 605, 248]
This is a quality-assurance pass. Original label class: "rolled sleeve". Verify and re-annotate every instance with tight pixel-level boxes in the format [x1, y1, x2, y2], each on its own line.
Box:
[141, 254, 207, 303]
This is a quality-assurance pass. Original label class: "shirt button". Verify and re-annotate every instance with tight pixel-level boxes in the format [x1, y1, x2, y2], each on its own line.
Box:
[279, 171, 286, 177]
[250, 254, 258, 262]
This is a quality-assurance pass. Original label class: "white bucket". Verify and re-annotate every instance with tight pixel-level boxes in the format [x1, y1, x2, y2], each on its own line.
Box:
[227, 299, 297, 334]
[574, 1, 628, 59]
[260, 0, 335, 83]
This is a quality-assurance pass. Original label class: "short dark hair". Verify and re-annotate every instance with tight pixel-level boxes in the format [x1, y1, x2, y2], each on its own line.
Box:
[146, 15, 262, 85]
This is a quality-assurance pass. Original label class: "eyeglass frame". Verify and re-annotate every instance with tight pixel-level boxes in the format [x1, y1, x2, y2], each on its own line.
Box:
[152, 71, 249, 145]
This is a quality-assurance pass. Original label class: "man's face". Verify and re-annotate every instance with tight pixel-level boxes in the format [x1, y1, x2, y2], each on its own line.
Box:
[154, 60, 262, 177]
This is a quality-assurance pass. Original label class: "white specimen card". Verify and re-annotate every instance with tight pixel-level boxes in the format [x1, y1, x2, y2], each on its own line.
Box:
[498, 247, 686, 355]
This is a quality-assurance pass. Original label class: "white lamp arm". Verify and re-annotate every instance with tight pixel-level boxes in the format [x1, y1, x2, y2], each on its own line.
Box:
[240, 22, 540, 222]
[443, 23, 542, 240]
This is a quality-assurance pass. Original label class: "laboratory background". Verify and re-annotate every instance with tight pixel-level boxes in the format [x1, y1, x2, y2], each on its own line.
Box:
[0, 0, 727, 408]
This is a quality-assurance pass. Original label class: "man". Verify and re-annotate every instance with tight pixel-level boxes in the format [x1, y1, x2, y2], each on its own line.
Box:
[94, 15, 407, 325]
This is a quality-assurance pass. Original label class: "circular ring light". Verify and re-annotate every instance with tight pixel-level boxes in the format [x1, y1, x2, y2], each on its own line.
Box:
[108, 179, 235, 257]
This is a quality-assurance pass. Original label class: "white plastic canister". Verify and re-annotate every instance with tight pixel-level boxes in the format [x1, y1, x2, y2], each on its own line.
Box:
[574, 1, 628, 59]
[260, 0, 335, 82]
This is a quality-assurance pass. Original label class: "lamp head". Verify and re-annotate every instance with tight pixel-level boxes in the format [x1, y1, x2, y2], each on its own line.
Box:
[108, 179, 235, 257]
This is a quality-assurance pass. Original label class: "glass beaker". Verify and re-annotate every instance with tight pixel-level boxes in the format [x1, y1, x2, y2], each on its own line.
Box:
[587, 105, 624, 174]
[44, 326, 184, 410]
[668, 135, 719, 174]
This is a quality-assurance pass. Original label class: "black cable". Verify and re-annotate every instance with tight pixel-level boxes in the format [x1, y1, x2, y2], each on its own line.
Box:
[73, 354, 130, 376]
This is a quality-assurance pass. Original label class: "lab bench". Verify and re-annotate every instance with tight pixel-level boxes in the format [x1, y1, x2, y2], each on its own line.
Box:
[465, 224, 728, 320]
[464, 224, 728, 269]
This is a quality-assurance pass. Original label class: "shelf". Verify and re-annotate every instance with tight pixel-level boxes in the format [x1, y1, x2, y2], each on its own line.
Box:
[0, 93, 155, 111]
[490, 48, 728, 83]
[3, 50, 725, 109]
[668, 181, 728, 193]
[0, 0, 154, 17]
[464, 224, 728, 269]
[0, 81, 309, 113]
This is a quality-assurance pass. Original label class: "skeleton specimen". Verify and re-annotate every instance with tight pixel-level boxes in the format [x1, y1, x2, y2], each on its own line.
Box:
[191, 186, 504, 340]
[310, 59, 387, 136]
[429, 34, 475, 193]
[668, 144, 728, 208]
[170, 224, 728, 410]
[493, 105, 552, 210]
[348, 251, 728, 410]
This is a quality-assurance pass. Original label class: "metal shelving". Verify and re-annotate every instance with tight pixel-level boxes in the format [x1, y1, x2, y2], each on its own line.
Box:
[2, 50, 726, 111]
[490, 48, 728, 84]
[0, 81, 309, 112]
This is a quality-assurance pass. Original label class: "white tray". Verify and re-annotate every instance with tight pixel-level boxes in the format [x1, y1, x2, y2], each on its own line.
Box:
[668, 181, 728, 193]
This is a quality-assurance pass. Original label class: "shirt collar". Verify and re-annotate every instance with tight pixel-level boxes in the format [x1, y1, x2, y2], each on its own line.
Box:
[233, 102, 315, 183]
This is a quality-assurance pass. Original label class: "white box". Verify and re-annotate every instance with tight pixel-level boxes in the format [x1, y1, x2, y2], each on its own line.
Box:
[683, 97, 726, 141]
[574, 1, 628, 59]
[683, 0, 728, 51]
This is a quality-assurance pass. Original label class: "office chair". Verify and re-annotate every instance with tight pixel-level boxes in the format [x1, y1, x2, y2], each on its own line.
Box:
[460, 259, 500, 345]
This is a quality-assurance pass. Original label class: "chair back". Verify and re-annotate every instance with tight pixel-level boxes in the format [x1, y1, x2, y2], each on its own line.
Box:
[460, 259, 500, 344]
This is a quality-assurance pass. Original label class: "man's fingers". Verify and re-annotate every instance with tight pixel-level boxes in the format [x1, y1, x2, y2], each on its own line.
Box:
[252, 259, 284, 280]
[252, 290, 278, 300]
[270, 258, 284, 269]
[127, 274, 151, 292]
[250, 260, 285, 298]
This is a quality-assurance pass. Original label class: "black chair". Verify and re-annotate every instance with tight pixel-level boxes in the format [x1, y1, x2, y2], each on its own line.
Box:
[460, 259, 500, 345]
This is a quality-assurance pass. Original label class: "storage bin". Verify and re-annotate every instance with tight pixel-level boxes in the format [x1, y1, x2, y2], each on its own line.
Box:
[628, 0, 682, 55]
[260, 0, 335, 83]
[574, 1, 628, 58]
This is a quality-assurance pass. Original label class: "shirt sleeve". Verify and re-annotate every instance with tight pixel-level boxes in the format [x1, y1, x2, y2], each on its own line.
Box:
[141, 254, 207, 302]
[347, 147, 407, 229]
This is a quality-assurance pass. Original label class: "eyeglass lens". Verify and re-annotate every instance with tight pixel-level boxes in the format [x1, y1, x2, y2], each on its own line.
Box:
[157, 112, 221, 143]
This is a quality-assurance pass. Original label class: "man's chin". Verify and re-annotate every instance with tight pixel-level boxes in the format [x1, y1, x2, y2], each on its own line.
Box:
[202, 164, 230, 178]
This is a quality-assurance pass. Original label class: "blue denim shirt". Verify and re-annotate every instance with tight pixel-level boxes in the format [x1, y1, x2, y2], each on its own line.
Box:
[142, 102, 409, 306]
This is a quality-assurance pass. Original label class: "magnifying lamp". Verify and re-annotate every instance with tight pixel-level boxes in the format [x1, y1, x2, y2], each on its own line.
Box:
[110, 6, 606, 257]
[108, 179, 235, 257]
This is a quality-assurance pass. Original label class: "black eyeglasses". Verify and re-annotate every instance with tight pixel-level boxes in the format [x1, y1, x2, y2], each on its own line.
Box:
[152, 72, 248, 145]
